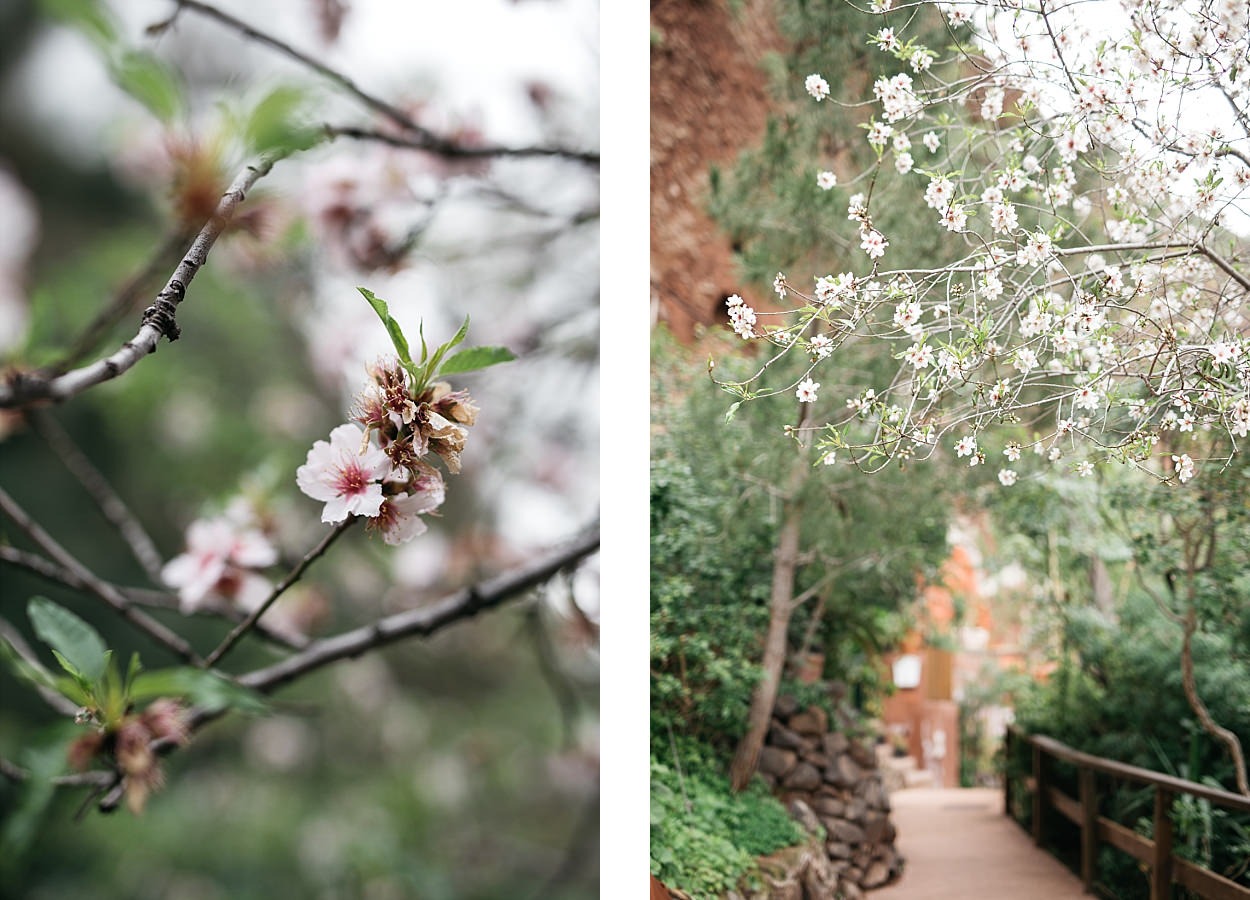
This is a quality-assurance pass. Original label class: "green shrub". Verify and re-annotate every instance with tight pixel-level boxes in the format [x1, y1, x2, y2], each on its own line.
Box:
[650, 737, 806, 898]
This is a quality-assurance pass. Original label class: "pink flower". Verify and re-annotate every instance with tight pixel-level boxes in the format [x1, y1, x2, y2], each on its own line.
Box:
[162, 516, 278, 614]
[296, 423, 393, 523]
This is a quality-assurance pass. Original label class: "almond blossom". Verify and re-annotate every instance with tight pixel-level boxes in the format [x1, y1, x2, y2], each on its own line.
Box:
[296, 423, 393, 523]
[805, 74, 830, 101]
[162, 512, 278, 614]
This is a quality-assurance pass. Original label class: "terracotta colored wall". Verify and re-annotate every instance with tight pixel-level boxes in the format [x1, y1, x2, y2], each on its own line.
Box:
[882, 650, 961, 787]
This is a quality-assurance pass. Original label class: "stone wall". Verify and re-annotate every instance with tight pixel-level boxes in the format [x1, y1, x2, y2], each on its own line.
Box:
[750, 698, 903, 897]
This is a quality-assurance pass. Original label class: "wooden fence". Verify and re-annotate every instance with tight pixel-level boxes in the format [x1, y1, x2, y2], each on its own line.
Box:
[1004, 728, 1250, 900]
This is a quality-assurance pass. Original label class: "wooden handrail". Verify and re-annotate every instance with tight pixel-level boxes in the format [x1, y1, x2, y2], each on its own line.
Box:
[1005, 727, 1250, 900]
[1024, 732, 1250, 814]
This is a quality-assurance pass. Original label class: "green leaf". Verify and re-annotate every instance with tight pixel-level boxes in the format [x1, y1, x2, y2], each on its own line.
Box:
[130, 668, 268, 715]
[48, 648, 81, 680]
[38, 0, 117, 47]
[244, 85, 321, 155]
[436, 346, 515, 377]
[357, 287, 413, 368]
[426, 315, 471, 376]
[110, 50, 183, 123]
[125, 651, 143, 693]
[724, 401, 741, 424]
[28, 597, 109, 684]
[52, 675, 92, 708]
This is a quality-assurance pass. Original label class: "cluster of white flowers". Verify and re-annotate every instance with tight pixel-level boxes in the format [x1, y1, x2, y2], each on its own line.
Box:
[726, 293, 757, 340]
[805, 73, 830, 102]
[815, 273, 856, 307]
[873, 73, 923, 122]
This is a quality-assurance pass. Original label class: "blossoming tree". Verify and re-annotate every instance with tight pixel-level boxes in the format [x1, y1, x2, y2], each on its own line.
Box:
[0, 0, 598, 888]
[715, 0, 1249, 793]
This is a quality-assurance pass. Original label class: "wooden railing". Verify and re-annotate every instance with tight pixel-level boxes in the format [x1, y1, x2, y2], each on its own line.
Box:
[1004, 727, 1250, 900]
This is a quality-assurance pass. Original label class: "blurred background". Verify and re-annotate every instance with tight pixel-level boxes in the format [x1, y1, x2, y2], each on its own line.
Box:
[0, 1, 600, 897]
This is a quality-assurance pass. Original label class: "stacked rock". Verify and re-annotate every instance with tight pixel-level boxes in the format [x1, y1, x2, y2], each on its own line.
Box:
[748, 697, 903, 897]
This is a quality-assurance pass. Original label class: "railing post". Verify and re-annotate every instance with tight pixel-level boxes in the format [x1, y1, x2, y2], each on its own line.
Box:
[1151, 788, 1173, 900]
[1079, 765, 1098, 891]
[1004, 727, 1013, 817]
[1032, 741, 1045, 846]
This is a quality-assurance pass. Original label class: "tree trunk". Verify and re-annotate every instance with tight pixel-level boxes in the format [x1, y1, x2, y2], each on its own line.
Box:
[1180, 609, 1249, 795]
[728, 405, 811, 792]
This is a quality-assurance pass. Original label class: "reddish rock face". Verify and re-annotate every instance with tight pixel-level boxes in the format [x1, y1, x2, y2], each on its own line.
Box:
[650, 0, 782, 343]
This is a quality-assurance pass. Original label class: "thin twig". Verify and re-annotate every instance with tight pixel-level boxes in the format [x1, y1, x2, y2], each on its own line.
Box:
[169, 1, 598, 166]
[0, 617, 82, 716]
[29, 410, 165, 584]
[0, 156, 278, 409]
[0, 486, 204, 666]
[525, 604, 580, 749]
[0, 756, 29, 782]
[46, 230, 192, 377]
[173, 0, 430, 139]
[324, 125, 599, 167]
[204, 518, 355, 667]
[1197, 242, 1250, 295]
[0, 545, 307, 650]
[239, 522, 600, 694]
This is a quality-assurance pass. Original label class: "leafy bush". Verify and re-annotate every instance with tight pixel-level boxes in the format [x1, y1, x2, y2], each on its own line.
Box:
[650, 736, 806, 898]
[1011, 590, 1250, 895]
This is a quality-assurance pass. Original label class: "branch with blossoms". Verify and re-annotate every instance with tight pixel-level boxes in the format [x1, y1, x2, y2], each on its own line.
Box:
[1, 521, 599, 815]
[158, 0, 598, 168]
[718, 0, 1250, 489]
[0, 284, 596, 819]
[0, 154, 277, 410]
[1, 0, 595, 412]
[1, 0, 596, 848]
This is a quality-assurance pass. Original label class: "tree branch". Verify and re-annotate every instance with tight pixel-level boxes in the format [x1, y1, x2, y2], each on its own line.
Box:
[0, 755, 28, 782]
[525, 604, 580, 748]
[167, 2, 597, 166]
[9, 526, 598, 815]
[44, 230, 193, 377]
[204, 518, 355, 667]
[324, 125, 599, 167]
[0, 617, 82, 716]
[0, 545, 307, 651]
[0, 486, 204, 666]
[239, 522, 600, 694]
[1181, 609, 1249, 795]
[1197, 242, 1250, 295]
[172, 0, 429, 139]
[29, 410, 165, 584]
[0, 157, 277, 409]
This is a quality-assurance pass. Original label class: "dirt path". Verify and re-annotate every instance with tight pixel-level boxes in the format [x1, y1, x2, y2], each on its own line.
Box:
[875, 788, 1087, 899]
